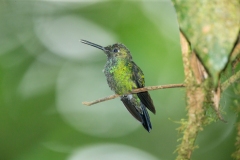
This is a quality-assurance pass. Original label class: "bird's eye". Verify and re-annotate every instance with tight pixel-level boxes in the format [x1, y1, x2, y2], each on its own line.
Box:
[113, 48, 119, 53]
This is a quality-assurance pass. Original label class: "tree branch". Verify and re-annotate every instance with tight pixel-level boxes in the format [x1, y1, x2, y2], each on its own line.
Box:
[221, 70, 240, 91]
[82, 83, 185, 106]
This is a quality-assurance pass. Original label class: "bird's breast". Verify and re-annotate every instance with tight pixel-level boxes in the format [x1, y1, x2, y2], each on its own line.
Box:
[104, 60, 137, 95]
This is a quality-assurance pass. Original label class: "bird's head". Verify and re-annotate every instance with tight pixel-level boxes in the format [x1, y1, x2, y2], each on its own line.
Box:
[81, 40, 132, 60]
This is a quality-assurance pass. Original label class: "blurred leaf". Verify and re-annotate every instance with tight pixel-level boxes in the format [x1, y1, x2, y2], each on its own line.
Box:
[172, 0, 240, 85]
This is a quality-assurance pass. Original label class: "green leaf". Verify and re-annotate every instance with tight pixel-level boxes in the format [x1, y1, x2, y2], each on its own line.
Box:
[172, 0, 240, 85]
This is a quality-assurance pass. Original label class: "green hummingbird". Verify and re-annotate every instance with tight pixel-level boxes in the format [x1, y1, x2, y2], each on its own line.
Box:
[81, 40, 156, 132]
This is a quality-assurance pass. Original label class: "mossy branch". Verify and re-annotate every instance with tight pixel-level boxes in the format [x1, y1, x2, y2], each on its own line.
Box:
[175, 31, 207, 160]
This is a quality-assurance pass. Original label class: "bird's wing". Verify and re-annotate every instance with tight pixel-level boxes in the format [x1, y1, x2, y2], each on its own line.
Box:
[132, 61, 156, 114]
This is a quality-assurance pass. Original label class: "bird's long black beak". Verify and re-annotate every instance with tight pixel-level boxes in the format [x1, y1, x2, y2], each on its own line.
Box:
[80, 39, 105, 51]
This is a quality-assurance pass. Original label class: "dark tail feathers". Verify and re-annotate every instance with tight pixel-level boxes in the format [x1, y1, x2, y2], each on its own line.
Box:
[140, 102, 152, 132]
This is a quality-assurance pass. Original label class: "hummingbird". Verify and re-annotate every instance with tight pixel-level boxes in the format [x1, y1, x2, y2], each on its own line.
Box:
[81, 40, 156, 132]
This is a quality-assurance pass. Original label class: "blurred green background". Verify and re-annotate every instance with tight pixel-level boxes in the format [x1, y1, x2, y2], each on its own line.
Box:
[0, 1, 238, 160]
